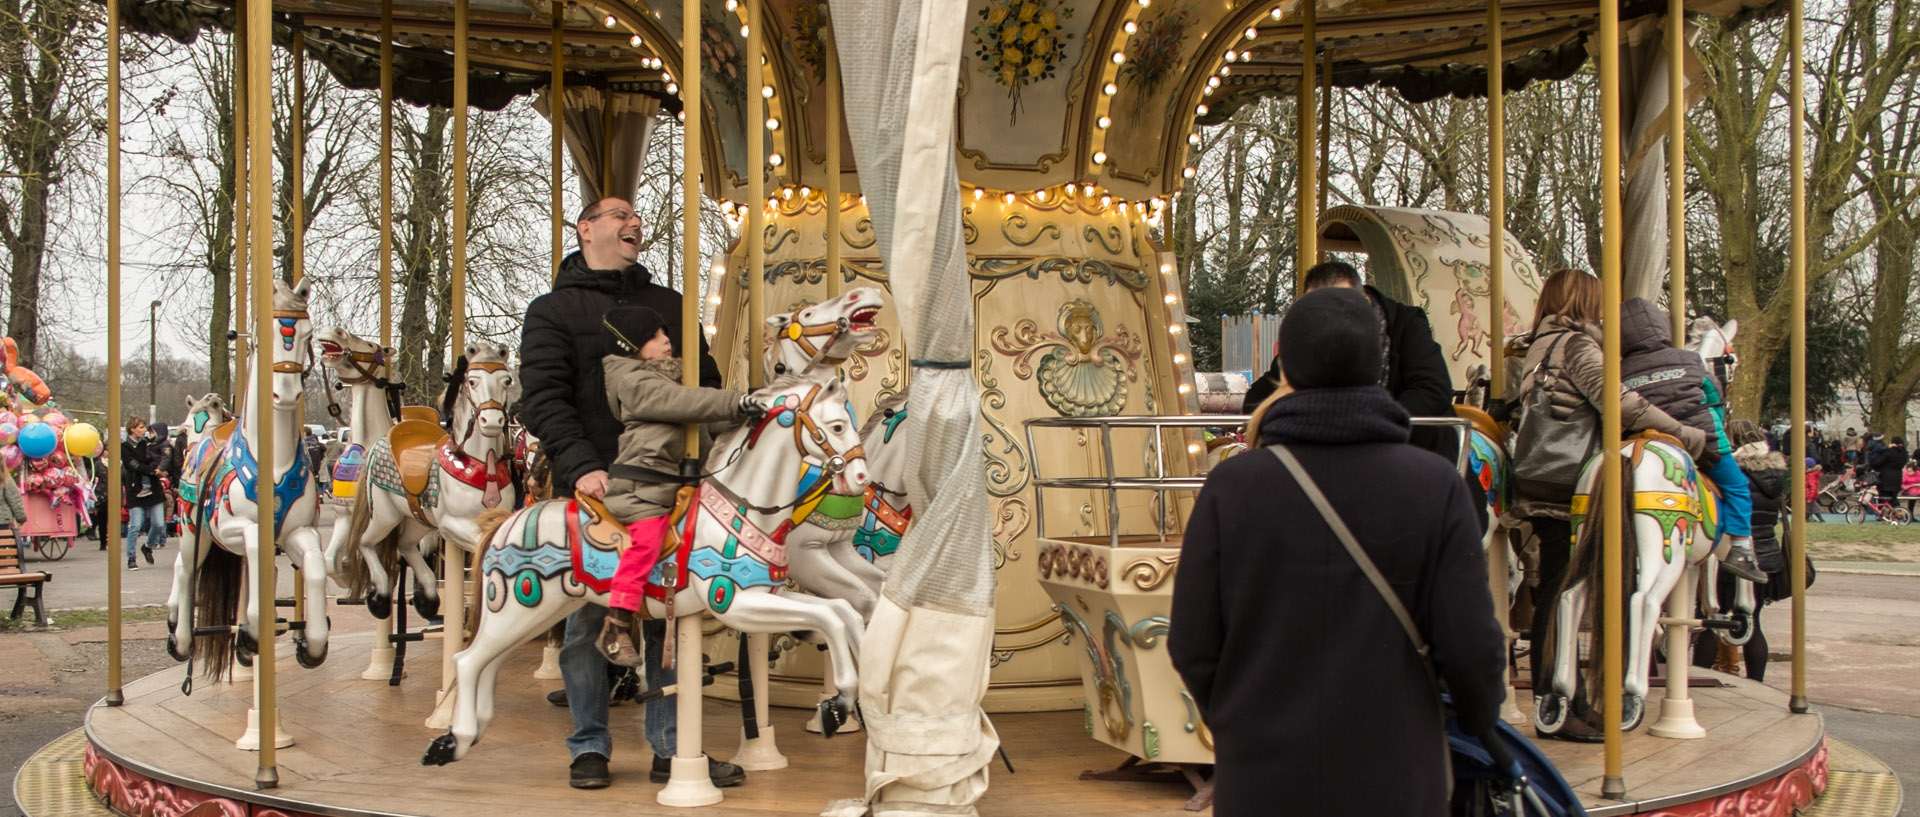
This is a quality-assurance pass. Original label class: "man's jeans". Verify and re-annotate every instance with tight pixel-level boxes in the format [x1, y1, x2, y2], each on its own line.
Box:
[562, 605, 673, 760]
[126, 505, 166, 560]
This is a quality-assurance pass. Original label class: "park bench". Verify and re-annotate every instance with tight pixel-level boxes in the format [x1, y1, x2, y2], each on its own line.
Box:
[1, 524, 50, 625]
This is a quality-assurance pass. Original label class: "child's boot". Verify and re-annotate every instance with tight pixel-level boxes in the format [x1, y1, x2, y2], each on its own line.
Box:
[597, 608, 647, 667]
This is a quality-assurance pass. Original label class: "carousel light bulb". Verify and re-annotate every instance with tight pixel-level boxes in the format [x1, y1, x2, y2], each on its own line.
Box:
[767, 197, 777, 208]
[973, 188, 985, 200]
[1224, 50, 1238, 62]
[1271, 6, 1283, 19]
[1098, 115, 1112, 128]
[1092, 150, 1107, 164]
[1100, 195, 1113, 207]
[1196, 104, 1209, 116]
[709, 294, 723, 305]
[1123, 20, 1138, 34]
[677, 111, 686, 122]
[860, 194, 868, 206]
[1111, 51, 1126, 64]
[630, 34, 642, 47]
[1178, 383, 1192, 393]
[726, 0, 737, 9]
[1151, 197, 1165, 209]
[1161, 263, 1174, 273]
[1203, 86, 1215, 96]
[1188, 132, 1201, 145]
[762, 85, 775, 98]
[766, 117, 780, 130]
[740, 24, 749, 37]
[1003, 192, 1016, 204]
[1245, 27, 1258, 40]
[1208, 76, 1221, 88]
[1220, 65, 1232, 76]
[1174, 353, 1187, 365]
[1183, 165, 1197, 178]
[1188, 443, 1202, 454]
[666, 82, 679, 95]
[1036, 188, 1048, 201]
[769, 153, 784, 166]
[1103, 82, 1118, 96]
[663, 71, 673, 81]
[799, 185, 812, 198]
[782, 187, 794, 199]
[1168, 324, 1183, 334]
[602, 13, 616, 27]
[1137, 0, 1150, 6]
[1164, 293, 1177, 304]
[705, 325, 718, 336]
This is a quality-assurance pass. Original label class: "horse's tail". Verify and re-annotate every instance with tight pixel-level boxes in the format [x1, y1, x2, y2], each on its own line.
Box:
[463, 508, 515, 627]
[191, 541, 244, 682]
[337, 478, 402, 601]
[476, 508, 513, 547]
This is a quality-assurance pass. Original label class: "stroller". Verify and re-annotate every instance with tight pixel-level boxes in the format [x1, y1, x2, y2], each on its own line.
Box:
[1447, 698, 1586, 817]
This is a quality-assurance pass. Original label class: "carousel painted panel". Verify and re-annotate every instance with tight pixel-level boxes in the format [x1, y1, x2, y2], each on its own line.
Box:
[1036, 539, 1211, 764]
[711, 188, 1200, 710]
[1318, 206, 1544, 389]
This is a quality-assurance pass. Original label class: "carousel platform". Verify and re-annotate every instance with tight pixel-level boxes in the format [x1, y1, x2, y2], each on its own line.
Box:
[26, 630, 1855, 817]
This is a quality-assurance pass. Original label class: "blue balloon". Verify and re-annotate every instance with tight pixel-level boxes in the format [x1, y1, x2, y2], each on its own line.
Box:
[17, 422, 56, 459]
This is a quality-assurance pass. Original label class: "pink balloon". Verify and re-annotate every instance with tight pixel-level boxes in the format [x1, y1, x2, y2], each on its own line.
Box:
[1, 445, 21, 469]
[44, 412, 67, 428]
[0, 411, 15, 426]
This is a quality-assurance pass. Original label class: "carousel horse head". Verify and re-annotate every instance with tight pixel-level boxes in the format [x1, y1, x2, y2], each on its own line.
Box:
[1686, 316, 1740, 386]
[180, 393, 233, 443]
[266, 279, 315, 412]
[317, 326, 396, 385]
[764, 287, 885, 377]
[450, 344, 514, 451]
[745, 374, 870, 495]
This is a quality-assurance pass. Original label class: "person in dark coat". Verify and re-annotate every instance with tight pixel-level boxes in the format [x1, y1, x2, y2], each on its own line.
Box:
[118, 417, 166, 569]
[1172, 287, 1507, 817]
[1869, 436, 1909, 503]
[1693, 420, 1789, 680]
[1240, 262, 1457, 462]
[513, 196, 739, 791]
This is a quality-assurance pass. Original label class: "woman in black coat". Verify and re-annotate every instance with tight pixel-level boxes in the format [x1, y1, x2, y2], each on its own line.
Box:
[1870, 437, 1909, 502]
[1694, 420, 1790, 680]
[1171, 288, 1507, 817]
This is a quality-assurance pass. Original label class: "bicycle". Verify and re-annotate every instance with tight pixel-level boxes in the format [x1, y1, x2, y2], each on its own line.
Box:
[1816, 471, 1861, 515]
[1846, 488, 1912, 526]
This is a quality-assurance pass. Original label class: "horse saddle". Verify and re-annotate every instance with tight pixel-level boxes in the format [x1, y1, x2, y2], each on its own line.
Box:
[566, 495, 628, 594]
[400, 405, 440, 424]
[1453, 403, 1506, 447]
[385, 419, 449, 499]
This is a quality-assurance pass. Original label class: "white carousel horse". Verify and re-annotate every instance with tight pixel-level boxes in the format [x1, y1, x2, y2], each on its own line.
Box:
[1535, 315, 1752, 733]
[1686, 316, 1758, 648]
[337, 344, 516, 619]
[422, 374, 872, 765]
[167, 280, 330, 670]
[165, 392, 235, 661]
[316, 327, 400, 582]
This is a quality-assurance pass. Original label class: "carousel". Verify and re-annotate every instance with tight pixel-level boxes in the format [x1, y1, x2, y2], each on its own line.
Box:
[10, 0, 1861, 813]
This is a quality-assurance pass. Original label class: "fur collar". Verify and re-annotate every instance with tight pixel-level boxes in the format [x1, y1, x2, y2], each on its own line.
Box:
[1733, 441, 1784, 471]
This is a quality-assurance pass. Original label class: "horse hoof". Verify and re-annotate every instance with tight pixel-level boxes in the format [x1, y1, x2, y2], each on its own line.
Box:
[817, 695, 853, 738]
[1721, 611, 1754, 647]
[412, 593, 440, 621]
[1621, 694, 1645, 733]
[234, 630, 258, 666]
[166, 634, 189, 663]
[295, 636, 329, 669]
[1533, 692, 1568, 734]
[366, 594, 392, 620]
[422, 732, 459, 766]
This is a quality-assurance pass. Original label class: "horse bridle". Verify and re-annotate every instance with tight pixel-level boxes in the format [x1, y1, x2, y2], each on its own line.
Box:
[777, 308, 857, 370]
[269, 310, 316, 379]
[452, 360, 510, 451]
[321, 342, 401, 422]
[784, 383, 867, 477]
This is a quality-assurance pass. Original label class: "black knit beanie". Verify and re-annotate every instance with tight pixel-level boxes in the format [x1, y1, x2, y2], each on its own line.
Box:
[603, 306, 669, 355]
[1279, 287, 1383, 389]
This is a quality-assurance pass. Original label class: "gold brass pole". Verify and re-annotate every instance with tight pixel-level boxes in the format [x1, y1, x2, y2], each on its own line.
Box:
[247, 0, 278, 788]
[233, 7, 250, 394]
[291, 28, 306, 285]
[1296, 1, 1317, 283]
[551, 2, 564, 279]
[1488, 1, 1505, 399]
[1599, 0, 1626, 797]
[1667, 0, 1685, 345]
[380, 0, 394, 347]
[105, 0, 124, 706]
[824, 24, 841, 297]
[746, 0, 765, 389]
[451, 0, 469, 354]
[1788, 0, 1809, 715]
[1318, 48, 1331, 259]
[601, 95, 614, 197]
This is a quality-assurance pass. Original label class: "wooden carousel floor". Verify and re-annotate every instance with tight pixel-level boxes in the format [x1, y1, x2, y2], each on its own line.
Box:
[82, 631, 1824, 816]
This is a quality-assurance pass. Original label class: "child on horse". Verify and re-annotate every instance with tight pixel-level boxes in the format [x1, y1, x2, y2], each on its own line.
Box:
[1616, 298, 1768, 583]
[596, 306, 763, 666]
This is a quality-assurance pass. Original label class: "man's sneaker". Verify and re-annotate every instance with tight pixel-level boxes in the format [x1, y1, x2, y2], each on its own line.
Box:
[547, 689, 569, 707]
[135, 488, 153, 499]
[650, 754, 746, 787]
[127, 557, 139, 571]
[1722, 548, 1768, 583]
[568, 752, 611, 789]
[142, 546, 154, 565]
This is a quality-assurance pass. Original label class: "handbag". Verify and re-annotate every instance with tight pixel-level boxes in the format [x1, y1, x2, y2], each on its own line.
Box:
[1510, 334, 1598, 498]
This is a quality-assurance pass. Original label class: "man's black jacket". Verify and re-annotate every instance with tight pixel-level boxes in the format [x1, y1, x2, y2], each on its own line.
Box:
[515, 251, 721, 495]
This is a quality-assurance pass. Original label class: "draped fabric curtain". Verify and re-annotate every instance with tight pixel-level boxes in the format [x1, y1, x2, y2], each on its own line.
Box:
[1606, 16, 1709, 303]
[533, 87, 662, 205]
[822, 0, 999, 815]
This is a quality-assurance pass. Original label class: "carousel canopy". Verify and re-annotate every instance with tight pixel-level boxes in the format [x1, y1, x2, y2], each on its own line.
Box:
[116, 0, 1781, 200]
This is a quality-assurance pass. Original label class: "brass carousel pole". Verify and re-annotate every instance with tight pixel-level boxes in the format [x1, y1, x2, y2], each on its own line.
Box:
[1667, 0, 1686, 345]
[233, 4, 250, 395]
[747, 0, 765, 389]
[246, 0, 278, 787]
[660, 0, 719, 805]
[1787, 0, 1810, 715]
[104, 0, 124, 706]
[439, 0, 471, 722]
[1487, 0, 1505, 399]
[289, 25, 307, 636]
[824, 23, 842, 298]
[551, 2, 565, 279]
[1296, 1, 1317, 282]
[1317, 49, 1330, 263]
[380, 0, 394, 347]
[1599, 0, 1627, 797]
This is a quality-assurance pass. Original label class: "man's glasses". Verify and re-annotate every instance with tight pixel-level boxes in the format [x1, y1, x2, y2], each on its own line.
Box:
[584, 209, 636, 223]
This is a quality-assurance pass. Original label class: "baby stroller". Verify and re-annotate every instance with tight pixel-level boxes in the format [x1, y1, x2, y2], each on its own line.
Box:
[1447, 698, 1586, 817]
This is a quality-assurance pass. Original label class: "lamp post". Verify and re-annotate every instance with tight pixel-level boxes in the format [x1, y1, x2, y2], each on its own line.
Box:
[148, 300, 161, 424]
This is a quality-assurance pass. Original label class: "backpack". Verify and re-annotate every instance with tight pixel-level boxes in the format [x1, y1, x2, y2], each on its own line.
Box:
[1510, 334, 1598, 498]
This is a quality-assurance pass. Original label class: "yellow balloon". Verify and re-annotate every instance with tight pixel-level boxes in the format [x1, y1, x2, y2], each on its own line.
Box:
[64, 422, 102, 458]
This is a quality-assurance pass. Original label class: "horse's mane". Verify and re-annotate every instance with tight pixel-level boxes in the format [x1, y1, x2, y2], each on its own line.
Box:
[1685, 316, 1721, 353]
[272, 279, 309, 313]
[858, 390, 908, 441]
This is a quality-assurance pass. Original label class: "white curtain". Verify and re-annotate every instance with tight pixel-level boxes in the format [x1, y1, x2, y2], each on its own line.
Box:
[533, 87, 661, 204]
[822, 0, 999, 815]
[1605, 16, 1710, 303]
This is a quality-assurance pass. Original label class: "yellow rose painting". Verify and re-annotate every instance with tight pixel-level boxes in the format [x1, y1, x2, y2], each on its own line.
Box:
[970, 0, 1075, 125]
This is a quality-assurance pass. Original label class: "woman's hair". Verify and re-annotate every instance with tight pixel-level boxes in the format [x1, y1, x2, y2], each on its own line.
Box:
[0, 462, 14, 487]
[1727, 418, 1766, 448]
[1531, 269, 1603, 331]
[124, 414, 146, 435]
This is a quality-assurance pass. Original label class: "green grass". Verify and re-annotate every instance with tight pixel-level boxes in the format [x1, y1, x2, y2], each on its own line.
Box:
[1799, 520, 1920, 546]
[0, 605, 169, 634]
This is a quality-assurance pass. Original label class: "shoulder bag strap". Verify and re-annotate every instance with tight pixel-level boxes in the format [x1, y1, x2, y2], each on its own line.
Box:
[1268, 444, 1434, 672]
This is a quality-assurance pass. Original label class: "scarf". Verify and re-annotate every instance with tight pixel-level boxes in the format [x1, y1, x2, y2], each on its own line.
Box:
[1257, 386, 1411, 446]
